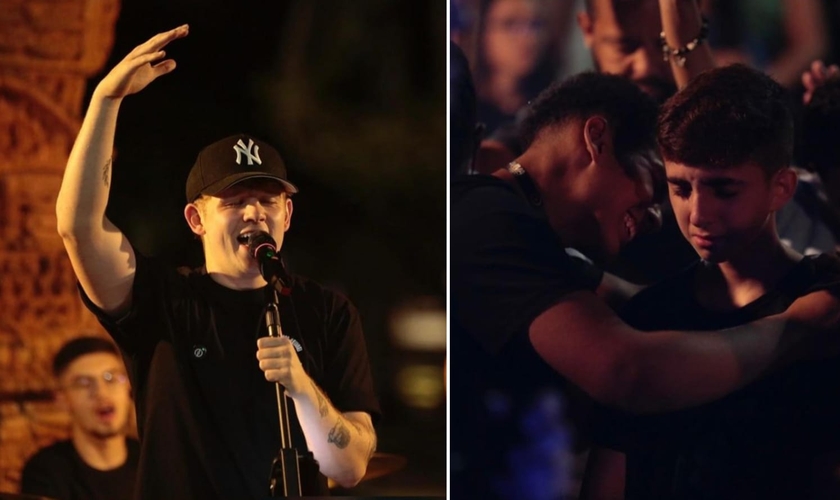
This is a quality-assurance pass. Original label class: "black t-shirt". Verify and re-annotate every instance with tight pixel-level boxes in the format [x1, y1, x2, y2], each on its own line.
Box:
[450, 174, 602, 496]
[603, 254, 840, 500]
[21, 439, 140, 500]
[79, 253, 380, 500]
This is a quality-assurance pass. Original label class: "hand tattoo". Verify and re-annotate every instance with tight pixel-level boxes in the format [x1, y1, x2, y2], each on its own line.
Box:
[312, 380, 328, 418]
[102, 158, 112, 187]
[327, 419, 351, 449]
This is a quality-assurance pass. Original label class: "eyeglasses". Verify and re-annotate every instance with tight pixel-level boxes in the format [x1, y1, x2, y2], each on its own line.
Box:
[487, 18, 545, 35]
[65, 371, 129, 393]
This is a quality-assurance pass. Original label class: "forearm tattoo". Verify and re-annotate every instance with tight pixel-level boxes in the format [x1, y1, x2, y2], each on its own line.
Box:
[312, 381, 328, 418]
[327, 419, 351, 449]
[102, 158, 111, 187]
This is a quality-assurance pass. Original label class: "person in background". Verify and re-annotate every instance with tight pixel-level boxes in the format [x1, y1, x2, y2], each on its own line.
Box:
[702, 0, 828, 89]
[474, 0, 554, 135]
[21, 337, 139, 500]
[800, 61, 840, 248]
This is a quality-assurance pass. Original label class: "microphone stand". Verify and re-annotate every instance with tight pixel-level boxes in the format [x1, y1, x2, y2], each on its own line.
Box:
[248, 233, 324, 496]
[264, 268, 323, 497]
[265, 276, 303, 497]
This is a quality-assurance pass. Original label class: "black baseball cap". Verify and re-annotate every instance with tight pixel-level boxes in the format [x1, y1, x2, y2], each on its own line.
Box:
[185, 133, 299, 202]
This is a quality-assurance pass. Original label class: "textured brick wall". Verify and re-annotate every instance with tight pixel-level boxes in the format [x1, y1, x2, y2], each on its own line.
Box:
[0, 0, 121, 493]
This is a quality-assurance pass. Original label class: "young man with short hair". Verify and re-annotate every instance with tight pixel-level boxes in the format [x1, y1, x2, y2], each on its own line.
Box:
[21, 337, 139, 500]
[55, 26, 379, 499]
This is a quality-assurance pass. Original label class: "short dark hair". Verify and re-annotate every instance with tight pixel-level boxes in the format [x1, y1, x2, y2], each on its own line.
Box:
[801, 77, 840, 174]
[53, 336, 119, 377]
[520, 71, 659, 166]
[658, 64, 793, 176]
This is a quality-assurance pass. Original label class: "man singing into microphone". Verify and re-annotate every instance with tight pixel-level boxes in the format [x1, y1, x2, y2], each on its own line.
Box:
[56, 25, 379, 499]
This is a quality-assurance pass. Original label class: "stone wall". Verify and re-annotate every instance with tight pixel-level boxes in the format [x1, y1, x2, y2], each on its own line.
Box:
[0, 0, 121, 492]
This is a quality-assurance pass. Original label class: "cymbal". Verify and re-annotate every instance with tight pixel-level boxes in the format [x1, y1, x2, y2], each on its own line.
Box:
[328, 452, 407, 488]
[362, 452, 407, 482]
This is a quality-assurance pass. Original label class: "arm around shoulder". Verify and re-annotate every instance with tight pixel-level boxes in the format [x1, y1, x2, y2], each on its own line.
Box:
[529, 290, 797, 413]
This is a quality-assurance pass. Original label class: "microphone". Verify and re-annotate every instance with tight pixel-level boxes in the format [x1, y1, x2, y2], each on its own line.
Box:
[244, 231, 285, 283]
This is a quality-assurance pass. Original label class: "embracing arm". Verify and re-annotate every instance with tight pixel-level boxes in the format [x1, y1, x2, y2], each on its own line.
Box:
[529, 289, 834, 414]
[56, 25, 187, 315]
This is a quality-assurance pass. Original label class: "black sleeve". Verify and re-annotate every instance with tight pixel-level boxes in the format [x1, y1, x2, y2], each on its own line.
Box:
[78, 251, 168, 354]
[452, 188, 598, 354]
[321, 292, 381, 424]
[20, 450, 71, 500]
[800, 254, 840, 295]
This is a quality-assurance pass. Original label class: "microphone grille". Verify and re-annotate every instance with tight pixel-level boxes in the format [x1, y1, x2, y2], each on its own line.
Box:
[246, 231, 277, 257]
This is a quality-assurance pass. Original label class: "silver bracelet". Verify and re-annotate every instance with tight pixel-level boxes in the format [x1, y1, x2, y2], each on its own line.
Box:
[660, 17, 710, 68]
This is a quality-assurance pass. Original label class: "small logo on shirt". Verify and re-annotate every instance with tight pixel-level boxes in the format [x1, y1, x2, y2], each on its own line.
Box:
[192, 345, 207, 359]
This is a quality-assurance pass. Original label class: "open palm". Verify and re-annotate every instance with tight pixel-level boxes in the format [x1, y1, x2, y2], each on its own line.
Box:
[97, 24, 189, 99]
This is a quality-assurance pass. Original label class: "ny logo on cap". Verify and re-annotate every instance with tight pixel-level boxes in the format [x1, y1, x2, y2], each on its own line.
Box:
[233, 138, 262, 166]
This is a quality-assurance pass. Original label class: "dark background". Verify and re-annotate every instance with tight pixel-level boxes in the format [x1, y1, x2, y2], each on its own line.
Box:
[89, 0, 446, 495]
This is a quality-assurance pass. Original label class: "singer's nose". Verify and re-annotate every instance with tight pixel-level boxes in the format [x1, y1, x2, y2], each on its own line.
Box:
[243, 201, 266, 223]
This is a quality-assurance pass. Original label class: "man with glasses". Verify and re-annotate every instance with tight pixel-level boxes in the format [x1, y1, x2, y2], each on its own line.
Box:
[21, 337, 138, 500]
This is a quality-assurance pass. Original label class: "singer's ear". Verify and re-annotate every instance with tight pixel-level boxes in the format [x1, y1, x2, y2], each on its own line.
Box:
[283, 196, 293, 232]
[184, 202, 206, 236]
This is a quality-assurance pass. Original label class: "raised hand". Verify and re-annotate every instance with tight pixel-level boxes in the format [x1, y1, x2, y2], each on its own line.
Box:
[802, 60, 840, 104]
[95, 24, 189, 100]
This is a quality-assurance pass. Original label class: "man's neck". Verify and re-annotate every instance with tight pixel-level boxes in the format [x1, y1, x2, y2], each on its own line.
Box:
[72, 428, 127, 471]
[696, 231, 802, 310]
[204, 261, 267, 291]
[207, 270, 267, 290]
[496, 148, 589, 245]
